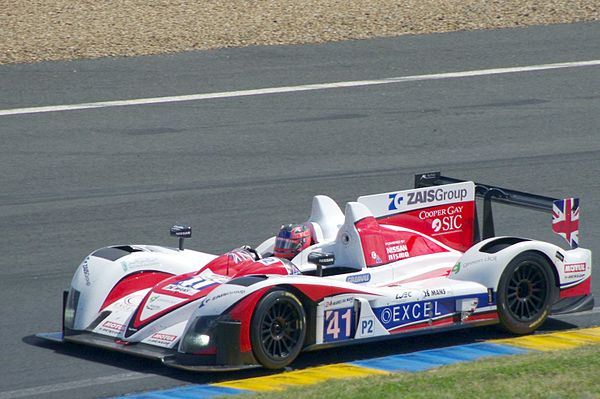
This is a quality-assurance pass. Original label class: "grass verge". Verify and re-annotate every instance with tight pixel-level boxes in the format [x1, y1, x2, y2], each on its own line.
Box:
[229, 345, 600, 399]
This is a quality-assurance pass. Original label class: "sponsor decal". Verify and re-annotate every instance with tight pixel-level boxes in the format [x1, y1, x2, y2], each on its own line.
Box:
[144, 295, 161, 311]
[418, 205, 464, 219]
[359, 182, 474, 218]
[324, 296, 354, 309]
[198, 289, 247, 309]
[552, 198, 579, 249]
[374, 299, 452, 329]
[101, 321, 125, 333]
[389, 187, 468, 210]
[388, 193, 404, 210]
[452, 262, 461, 274]
[385, 240, 410, 261]
[423, 288, 448, 298]
[346, 273, 371, 284]
[419, 205, 464, 234]
[82, 257, 91, 286]
[406, 187, 469, 206]
[564, 273, 586, 281]
[121, 258, 161, 272]
[564, 263, 586, 273]
[144, 294, 182, 311]
[113, 294, 144, 312]
[259, 257, 279, 265]
[148, 332, 177, 344]
[395, 291, 413, 300]
[528, 310, 548, 329]
[163, 276, 217, 296]
[324, 307, 355, 342]
[370, 251, 382, 264]
[460, 255, 497, 271]
[431, 215, 462, 234]
[227, 250, 255, 263]
[283, 262, 302, 275]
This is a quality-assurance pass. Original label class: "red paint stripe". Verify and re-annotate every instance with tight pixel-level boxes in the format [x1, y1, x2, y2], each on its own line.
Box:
[466, 311, 498, 322]
[132, 283, 219, 328]
[388, 310, 498, 333]
[387, 267, 452, 286]
[227, 288, 270, 353]
[560, 277, 591, 298]
[100, 271, 173, 310]
[291, 284, 377, 302]
[389, 315, 455, 333]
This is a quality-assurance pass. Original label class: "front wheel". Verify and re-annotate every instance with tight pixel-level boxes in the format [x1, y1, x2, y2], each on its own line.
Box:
[497, 252, 555, 335]
[250, 290, 306, 369]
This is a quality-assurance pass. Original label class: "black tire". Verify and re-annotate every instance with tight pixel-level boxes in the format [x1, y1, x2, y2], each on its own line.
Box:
[497, 252, 556, 335]
[250, 290, 306, 369]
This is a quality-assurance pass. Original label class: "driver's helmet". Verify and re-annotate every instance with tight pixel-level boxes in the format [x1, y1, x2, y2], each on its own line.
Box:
[273, 223, 312, 259]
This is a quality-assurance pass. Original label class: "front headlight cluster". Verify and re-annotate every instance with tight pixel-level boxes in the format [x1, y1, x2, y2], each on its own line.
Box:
[63, 288, 80, 330]
[179, 315, 219, 353]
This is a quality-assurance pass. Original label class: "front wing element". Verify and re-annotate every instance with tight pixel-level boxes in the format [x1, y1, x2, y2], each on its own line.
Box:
[35, 331, 261, 371]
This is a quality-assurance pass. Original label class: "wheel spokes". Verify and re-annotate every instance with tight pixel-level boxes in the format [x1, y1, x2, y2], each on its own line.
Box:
[259, 298, 303, 360]
[506, 262, 548, 321]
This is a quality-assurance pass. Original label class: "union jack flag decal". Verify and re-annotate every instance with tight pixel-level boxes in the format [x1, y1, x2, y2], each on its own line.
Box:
[227, 249, 255, 263]
[552, 198, 580, 249]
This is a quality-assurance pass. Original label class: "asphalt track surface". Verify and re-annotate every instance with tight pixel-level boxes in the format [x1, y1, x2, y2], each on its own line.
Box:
[1, 22, 600, 399]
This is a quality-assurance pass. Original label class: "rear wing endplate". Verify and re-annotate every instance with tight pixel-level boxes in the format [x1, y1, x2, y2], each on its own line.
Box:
[414, 172, 580, 248]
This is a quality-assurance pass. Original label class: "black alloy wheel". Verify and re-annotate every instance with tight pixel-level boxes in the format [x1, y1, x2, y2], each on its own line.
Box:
[250, 290, 306, 369]
[497, 252, 555, 335]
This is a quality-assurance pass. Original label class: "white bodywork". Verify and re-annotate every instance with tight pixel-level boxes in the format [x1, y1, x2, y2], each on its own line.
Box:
[61, 181, 592, 366]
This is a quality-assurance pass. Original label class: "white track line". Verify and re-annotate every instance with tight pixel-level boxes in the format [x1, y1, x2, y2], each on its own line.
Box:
[1, 59, 600, 117]
[0, 372, 150, 399]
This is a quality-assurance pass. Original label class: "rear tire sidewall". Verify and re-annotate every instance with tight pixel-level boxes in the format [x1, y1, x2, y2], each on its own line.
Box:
[497, 252, 555, 335]
[250, 290, 306, 369]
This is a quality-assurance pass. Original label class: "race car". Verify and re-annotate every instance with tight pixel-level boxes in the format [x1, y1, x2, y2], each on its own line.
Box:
[38, 172, 594, 370]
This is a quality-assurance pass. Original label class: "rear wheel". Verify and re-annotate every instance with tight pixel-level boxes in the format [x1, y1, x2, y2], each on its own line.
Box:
[497, 252, 555, 334]
[250, 290, 306, 369]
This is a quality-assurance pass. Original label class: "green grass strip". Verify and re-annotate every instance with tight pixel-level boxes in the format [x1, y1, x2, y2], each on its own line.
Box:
[227, 345, 600, 399]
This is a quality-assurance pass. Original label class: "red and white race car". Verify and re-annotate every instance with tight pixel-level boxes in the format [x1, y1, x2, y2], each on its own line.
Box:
[39, 172, 594, 370]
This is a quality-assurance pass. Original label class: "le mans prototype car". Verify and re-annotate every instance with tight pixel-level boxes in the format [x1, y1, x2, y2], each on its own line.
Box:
[39, 172, 594, 370]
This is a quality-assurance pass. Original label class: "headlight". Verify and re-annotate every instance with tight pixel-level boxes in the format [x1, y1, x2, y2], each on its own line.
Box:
[190, 334, 211, 347]
[63, 288, 80, 330]
[179, 316, 219, 353]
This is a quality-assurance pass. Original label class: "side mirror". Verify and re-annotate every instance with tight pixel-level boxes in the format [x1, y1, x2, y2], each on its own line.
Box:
[170, 224, 192, 250]
[308, 252, 335, 277]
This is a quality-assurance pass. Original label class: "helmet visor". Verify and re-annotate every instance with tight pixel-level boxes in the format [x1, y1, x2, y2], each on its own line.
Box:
[275, 237, 299, 250]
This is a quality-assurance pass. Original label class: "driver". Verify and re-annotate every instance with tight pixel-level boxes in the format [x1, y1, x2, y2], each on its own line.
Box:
[273, 223, 312, 259]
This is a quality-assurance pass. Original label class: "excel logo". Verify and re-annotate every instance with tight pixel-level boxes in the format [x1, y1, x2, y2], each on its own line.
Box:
[388, 193, 404, 210]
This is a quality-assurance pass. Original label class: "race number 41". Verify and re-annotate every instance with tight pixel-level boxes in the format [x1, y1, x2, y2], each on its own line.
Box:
[324, 307, 355, 342]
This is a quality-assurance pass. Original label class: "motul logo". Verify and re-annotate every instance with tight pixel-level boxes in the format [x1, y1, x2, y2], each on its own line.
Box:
[150, 333, 177, 342]
[564, 263, 586, 273]
[102, 321, 125, 332]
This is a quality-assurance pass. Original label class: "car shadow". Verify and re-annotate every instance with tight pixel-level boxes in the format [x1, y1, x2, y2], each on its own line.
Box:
[23, 316, 581, 384]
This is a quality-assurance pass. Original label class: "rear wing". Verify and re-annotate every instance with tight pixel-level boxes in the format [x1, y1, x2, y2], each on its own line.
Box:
[414, 172, 580, 249]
